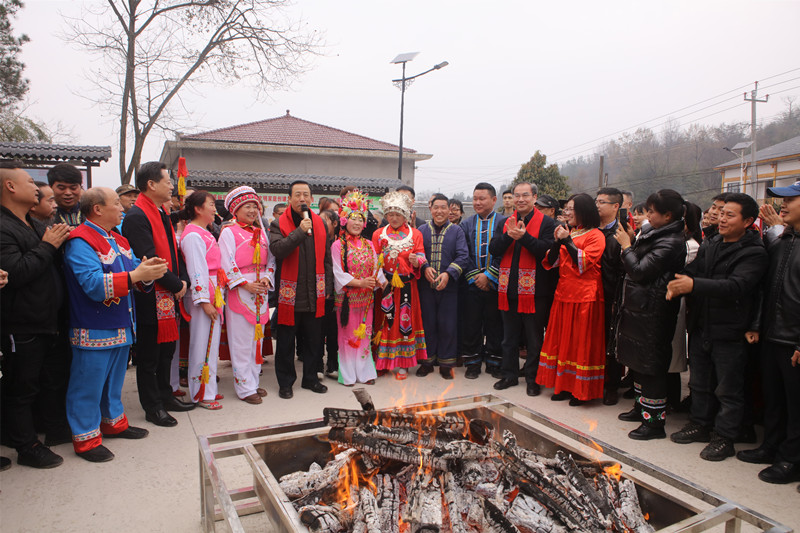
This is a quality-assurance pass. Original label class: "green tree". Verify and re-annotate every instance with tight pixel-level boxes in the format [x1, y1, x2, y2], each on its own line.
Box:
[0, 0, 29, 108]
[513, 150, 571, 199]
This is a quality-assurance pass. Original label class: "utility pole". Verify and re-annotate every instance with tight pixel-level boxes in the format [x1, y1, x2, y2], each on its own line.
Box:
[598, 155, 604, 189]
[744, 81, 768, 195]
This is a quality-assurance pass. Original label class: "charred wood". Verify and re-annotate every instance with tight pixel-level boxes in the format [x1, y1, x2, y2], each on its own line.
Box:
[279, 449, 358, 499]
[482, 496, 521, 533]
[441, 472, 468, 533]
[323, 408, 466, 431]
[328, 428, 453, 471]
[618, 479, 655, 533]
[360, 424, 465, 448]
[298, 504, 351, 533]
[353, 388, 375, 411]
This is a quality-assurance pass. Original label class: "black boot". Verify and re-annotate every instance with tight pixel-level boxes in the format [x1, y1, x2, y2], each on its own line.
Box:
[618, 383, 643, 422]
[628, 422, 666, 440]
[629, 395, 667, 440]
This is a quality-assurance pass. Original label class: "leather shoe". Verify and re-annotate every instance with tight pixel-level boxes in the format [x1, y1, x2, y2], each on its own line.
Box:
[163, 397, 196, 412]
[526, 383, 541, 397]
[104, 426, 149, 440]
[439, 367, 454, 380]
[278, 387, 293, 399]
[465, 366, 481, 379]
[603, 388, 619, 406]
[737, 447, 776, 465]
[416, 365, 433, 377]
[758, 461, 800, 484]
[145, 409, 178, 427]
[493, 378, 518, 390]
[77, 445, 114, 463]
[628, 423, 666, 441]
[618, 407, 643, 422]
[302, 381, 328, 394]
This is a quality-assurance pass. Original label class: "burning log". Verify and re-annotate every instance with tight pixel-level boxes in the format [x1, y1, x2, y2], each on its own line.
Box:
[376, 475, 400, 533]
[279, 449, 358, 499]
[298, 504, 352, 533]
[352, 487, 381, 533]
[441, 472, 467, 533]
[403, 472, 443, 533]
[323, 408, 466, 431]
[328, 428, 453, 471]
[482, 497, 521, 533]
[555, 450, 611, 518]
[353, 388, 375, 411]
[360, 424, 465, 448]
[505, 493, 566, 533]
[618, 479, 655, 533]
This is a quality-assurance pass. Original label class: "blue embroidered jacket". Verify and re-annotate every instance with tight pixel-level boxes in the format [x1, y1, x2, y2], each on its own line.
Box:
[64, 220, 146, 349]
[419, 221, 470, 294]
[459, 212, 506, 286]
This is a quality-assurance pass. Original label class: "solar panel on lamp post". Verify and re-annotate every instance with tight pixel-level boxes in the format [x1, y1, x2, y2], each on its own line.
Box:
[390, 53, 449, 183]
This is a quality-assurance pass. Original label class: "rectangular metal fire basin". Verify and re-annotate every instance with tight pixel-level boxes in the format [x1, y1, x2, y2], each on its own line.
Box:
[198, 394, 792, 533]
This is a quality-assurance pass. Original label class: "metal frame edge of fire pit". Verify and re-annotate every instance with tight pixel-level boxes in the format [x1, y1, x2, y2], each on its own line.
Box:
[197, 393, 792, 533]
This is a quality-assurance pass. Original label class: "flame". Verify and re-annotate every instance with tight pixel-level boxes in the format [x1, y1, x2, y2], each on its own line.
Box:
[603, 462, 622, 482]
[644, 512, 650, 521]
[335, 456, 361, 509]
[583, 417, 598, 432]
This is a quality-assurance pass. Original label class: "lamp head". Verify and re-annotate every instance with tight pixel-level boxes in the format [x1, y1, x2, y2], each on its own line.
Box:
[434, 61, 449, 69]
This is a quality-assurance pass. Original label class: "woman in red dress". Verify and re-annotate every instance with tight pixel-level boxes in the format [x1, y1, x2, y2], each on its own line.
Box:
[372, 191, 428, 380]
[537, 193, 606, 405]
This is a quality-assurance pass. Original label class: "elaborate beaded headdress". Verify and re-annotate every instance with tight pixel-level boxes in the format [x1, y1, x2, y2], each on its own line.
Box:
[338, 189, 370, 226]
[380, 190, 412, 220]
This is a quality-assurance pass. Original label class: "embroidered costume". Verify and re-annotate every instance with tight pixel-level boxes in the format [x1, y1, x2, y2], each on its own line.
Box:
[219, 216, 275, 400]
[537, 228, 606, 401]
[180, 223, 224, 403]
[418, 219, 469, 369]
[63, 221, 149, 453]
[460, 210, 507, 374]
[372, 192, 427, 374]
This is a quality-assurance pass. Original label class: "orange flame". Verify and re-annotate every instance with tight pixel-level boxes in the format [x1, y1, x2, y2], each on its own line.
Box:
[583, 417, 598, 432]
[644, 512, 650, 521]
[603, 462, 622, 482]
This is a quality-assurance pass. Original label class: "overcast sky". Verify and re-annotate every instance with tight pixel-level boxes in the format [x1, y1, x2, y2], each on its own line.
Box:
[14, 0, 800, 195]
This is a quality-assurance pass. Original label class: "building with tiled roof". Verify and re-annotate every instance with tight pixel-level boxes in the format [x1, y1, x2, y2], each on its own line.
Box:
[0, 141, 112, 187]
[715, 134, 800, 201]
[159, 111, 432, 210]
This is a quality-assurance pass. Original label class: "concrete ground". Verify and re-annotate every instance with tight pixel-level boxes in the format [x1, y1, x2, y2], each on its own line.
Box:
[1, 354, 797, 532]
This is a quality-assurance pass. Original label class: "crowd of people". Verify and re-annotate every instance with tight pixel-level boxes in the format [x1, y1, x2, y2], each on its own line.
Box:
[0, 158, 798, 493]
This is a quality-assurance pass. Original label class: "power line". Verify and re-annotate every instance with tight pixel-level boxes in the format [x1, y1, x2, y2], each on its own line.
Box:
[547, 66, 800, 160]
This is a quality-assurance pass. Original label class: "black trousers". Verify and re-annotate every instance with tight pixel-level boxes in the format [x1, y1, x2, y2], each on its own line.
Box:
[135, 324, 176, 413]
[1, 333, 70, 450]
[499, 297, 552, 384]
[688, 332, 747, 440]
[603, 301, 623, 391]
[320, 298, 338, 373]
[276, 311, 324, 389]
[760, 341, 800, 463]
[461, 285, 503, 371]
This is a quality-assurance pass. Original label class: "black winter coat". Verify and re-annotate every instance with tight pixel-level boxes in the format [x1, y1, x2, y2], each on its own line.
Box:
[683, 230, 768, 341]
[761, 226, 800, 350]
[0, 206, 65, 335]
[615, 220, 686, 375]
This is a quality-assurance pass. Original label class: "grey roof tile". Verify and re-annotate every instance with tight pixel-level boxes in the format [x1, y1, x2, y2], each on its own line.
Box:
[0, 141, 112, 162]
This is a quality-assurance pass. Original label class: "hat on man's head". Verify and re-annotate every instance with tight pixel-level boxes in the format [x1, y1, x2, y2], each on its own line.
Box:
[381, 190, 413, 220]
[535, 194, 559, 209]
[115, 184, 138, 196]
[224, 186, 262, 216]
[767, 181, 800, 198]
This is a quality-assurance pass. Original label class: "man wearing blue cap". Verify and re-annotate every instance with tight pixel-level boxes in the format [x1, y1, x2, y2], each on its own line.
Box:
[736, 181, 800, 488]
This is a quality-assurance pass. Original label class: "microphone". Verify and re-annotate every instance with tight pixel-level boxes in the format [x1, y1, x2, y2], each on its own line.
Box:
[300, 204, 312, 235]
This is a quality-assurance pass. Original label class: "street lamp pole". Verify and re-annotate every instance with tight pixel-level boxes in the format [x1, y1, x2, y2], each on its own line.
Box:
[391, 53, 448, 183]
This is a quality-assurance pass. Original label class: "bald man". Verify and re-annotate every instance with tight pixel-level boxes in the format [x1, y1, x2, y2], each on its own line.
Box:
[63, 187, 168, 462]
[1, 160, 71, 469]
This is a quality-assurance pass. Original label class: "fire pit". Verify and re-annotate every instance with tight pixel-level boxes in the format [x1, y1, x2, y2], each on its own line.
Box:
[198, 394, 791, 533]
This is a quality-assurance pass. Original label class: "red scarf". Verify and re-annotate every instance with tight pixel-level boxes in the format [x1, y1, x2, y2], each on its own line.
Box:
[277, 208, 327, 326]
[134, 193, 179, 342]
[498, 209, 544, 314]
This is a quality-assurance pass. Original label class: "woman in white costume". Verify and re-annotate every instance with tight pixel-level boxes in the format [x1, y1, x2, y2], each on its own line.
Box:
[179, 191, 224, 409]
[219, 186, 275, 404]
